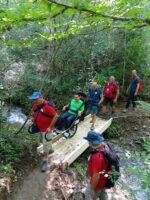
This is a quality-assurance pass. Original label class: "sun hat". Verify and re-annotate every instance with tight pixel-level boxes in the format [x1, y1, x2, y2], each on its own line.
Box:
[84, 131, 104, 145]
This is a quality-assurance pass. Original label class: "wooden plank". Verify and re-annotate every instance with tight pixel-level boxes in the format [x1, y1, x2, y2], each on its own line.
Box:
[37, 114, 91, 153]
[61, 118, 112, 166]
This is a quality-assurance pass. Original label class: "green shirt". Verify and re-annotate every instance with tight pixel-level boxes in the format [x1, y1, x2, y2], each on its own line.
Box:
[68, 99, 85, 115]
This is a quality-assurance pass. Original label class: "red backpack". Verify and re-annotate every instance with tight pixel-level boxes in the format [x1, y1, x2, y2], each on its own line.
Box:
[139, 80, 143, 92]
[104, 81, 118, 99]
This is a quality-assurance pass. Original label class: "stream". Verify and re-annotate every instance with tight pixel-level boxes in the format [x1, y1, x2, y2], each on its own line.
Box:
[3, 107, 150, 200]
[2, 105, 28, 126]
[109, 140, 149, 200]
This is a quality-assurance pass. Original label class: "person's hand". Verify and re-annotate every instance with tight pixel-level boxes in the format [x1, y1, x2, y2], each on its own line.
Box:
[126, 89, 129, 95]
[62, 106, 66, 111]
[98, 101, 102, 106]
[78, 111, 82, 116]
[47, 127, 52, 133]
[90, 188, 96, 198]
[134, 92, 138, 96]
[113, 98, 117, 103]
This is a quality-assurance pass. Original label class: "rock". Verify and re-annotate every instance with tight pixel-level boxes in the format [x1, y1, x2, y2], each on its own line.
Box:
[4, 62, 25, 87]
[36, 64, 46, 72]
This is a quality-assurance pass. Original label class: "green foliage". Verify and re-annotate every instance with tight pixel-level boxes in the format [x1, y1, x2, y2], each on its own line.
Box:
[106, 121, 123, 138]
[71, 161, 86, 181]
[71, 154, 87, 181]
[127, 137, 150, 191]
[137, 101, 150, 111]
[0, 124, 39, 176]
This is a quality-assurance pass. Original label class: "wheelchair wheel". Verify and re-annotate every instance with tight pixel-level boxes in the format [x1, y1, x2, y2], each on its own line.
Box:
[68, 124, 78, 138]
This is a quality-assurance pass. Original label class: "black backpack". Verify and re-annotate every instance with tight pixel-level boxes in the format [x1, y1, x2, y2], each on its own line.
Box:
[90, 143, 120, 189]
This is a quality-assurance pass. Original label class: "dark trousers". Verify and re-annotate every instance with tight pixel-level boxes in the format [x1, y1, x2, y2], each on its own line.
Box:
[125, 91, 137, 109]
[57, 111, 76, 130]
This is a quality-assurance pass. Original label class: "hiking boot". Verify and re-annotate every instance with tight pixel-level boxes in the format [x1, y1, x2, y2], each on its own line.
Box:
[49, 149, 54, 154]
[123, 109, 127, 113]
[41, 160, 48, 173]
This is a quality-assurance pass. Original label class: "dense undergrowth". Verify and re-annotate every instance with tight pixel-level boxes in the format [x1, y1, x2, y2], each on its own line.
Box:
[0, 123, 39, 182]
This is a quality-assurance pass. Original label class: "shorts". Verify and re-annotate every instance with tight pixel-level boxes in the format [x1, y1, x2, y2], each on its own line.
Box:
[88, 103, 98, 114]
[103, 97, 114, 107]
[41, 132, 53, 153]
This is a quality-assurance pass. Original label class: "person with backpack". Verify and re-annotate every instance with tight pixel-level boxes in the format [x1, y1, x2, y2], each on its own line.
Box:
[102, 76, 119, 114]
[29, 91, 58, 172]
[56, 94, 85, 132]
[123, 70, 142, 113]
[88, 82, 103, 129]
[84, 131, 120, 200]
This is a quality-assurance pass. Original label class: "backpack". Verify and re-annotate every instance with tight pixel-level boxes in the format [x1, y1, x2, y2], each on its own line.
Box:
[139, 79, 143, 92]
[104, 81, 118, 99]
[90, 143, 120, 189]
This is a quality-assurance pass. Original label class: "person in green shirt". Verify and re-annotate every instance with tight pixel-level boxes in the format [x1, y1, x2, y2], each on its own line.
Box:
[56, 94, 84, 131]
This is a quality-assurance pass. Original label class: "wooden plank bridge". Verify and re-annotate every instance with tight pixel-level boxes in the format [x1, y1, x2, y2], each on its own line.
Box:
[37, 116, 112, 169]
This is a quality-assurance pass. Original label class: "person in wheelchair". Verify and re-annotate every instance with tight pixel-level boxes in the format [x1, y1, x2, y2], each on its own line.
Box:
[56, 94, 85, 133]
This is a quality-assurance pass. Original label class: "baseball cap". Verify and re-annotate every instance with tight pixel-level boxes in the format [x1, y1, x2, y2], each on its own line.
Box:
[84, 131, 104, 145]
[29, 91, 43, 100]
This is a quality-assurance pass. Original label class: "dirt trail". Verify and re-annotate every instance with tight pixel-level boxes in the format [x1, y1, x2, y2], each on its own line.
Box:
[6, 106, 150, 200]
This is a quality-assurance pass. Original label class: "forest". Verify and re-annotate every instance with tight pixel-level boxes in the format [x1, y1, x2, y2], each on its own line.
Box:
[0, 0, 150, 200]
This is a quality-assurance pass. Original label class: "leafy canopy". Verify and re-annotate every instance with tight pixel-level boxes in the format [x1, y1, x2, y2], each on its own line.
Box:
[0, 0, 150, 42]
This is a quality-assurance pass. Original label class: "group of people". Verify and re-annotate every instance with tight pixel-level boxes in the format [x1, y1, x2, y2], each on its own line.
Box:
[29, 69, 141, 199]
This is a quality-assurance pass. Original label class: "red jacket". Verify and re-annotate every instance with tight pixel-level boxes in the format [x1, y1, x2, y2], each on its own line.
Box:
[88, 144, 109, 189]
[33, 100, 56, 132]
[103, 81, 119, 99]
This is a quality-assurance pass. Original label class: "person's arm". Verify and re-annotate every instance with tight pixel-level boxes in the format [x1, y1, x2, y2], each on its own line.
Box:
[114, 88, 119, 102]
[90, 172, 100, 197]
[126, 85, 130, 95]
[99, 95, 104, 105]
[47, 113, 59, 132]
[78, 102, 85, 116]
[89, 154, 103, 197]
[62, 104, 69, 111]
[134, 83, 140, 96]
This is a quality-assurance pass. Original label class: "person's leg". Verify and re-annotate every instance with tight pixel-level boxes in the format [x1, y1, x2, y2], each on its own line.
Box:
[102, 97, 109, 113]
[98, 189, 107, 200]
[56, 111, 70, 130]
[41, 132, 53, 172]
[84, 185, 107, 200]
[131, 92, 136, 108]
[125, 93, 131, 109]
[90, 105, 97, 129]
[110, 99, 115, 114]
[84, 184, 93, 200]
[65, 113, 76, 129]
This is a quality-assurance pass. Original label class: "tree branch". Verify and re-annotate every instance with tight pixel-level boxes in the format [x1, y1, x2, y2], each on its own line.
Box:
[47, 0, 150, 26]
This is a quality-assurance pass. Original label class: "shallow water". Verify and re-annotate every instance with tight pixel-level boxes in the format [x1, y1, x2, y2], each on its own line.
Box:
[111, 141, 149, 200]
[2, 105, 27, 126]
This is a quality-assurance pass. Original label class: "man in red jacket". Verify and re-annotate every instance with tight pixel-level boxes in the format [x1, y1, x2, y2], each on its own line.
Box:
[84, 131, 108, 200]
[102, 76, 119, 114]
[30, 91, 58, 172]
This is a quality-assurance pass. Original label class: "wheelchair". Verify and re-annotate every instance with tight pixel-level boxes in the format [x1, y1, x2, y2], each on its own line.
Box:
[45, 92, 89, 141]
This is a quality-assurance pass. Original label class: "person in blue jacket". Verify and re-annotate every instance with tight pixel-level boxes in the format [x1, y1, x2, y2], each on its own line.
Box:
[88, 82, 103, 129]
